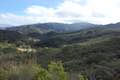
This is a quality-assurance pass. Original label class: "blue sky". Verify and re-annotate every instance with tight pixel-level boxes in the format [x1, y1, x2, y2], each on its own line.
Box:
[0, 0, 61, 14]
[0, 0, 120, 25]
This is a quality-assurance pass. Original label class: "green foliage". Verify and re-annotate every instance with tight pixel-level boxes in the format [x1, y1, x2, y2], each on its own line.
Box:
[33, 67, 51, 80]
[33, 62, 68, 80]
[48, 62, 68, 80]
[78, 74, 88, 80]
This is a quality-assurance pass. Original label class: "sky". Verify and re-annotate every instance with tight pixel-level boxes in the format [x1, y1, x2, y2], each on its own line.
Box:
[0, 0, 120, 25]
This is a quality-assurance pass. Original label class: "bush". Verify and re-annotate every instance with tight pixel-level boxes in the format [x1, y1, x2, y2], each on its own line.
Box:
[48, 62, 68, 80]
[33, 62, 68, 80]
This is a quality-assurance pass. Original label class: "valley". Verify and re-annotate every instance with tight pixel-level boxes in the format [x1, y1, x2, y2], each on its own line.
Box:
[0, 22, 120, 80]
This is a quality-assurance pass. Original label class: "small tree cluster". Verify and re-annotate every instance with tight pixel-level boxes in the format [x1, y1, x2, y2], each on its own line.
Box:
[33, 62, 68, 80]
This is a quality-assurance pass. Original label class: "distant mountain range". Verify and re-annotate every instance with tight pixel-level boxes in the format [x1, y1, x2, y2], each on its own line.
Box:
[6, 22, 97, 34]
[34, 22, 120, 47]
[0, 24, 12, 29]
[6, 22, 119, 35]
[0, 22, 120, 44]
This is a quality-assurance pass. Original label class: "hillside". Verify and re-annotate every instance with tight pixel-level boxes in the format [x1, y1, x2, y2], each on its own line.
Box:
[0, 30, 27, 42]
[7, 22, 96, 34]
[1, 22, 120, 80]
[36, 36, 120, 80]
[35, 22, 120, 47]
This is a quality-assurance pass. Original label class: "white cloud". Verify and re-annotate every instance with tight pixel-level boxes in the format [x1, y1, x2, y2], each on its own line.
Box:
[0, 0, 120, 25]
[25, 5, 55, 17]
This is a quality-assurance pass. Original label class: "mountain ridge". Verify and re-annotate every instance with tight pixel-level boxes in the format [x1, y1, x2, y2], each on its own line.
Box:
[6, 22, 97, 34]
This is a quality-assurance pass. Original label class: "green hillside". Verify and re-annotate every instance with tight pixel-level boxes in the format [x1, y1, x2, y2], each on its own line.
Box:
[35, 25, 120, 47]
[0, 30, 27, 42]
[36, 36, 120, 80]
[7, 23, 96, 34]
[0, 22, 120, 80]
